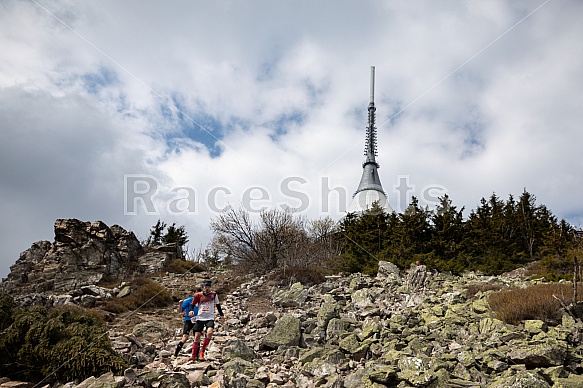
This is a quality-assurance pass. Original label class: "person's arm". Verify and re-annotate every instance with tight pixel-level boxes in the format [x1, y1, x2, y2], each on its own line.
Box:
[215, 294, 225, 320]
[188, 294, 199, 317]
[216, 303, 224, 317]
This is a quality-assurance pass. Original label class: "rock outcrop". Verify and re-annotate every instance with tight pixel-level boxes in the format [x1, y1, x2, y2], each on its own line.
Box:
[0, 219, 177, 302]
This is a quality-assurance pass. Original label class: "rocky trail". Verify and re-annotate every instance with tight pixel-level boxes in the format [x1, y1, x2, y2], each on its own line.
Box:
[92, 264, 583, 388]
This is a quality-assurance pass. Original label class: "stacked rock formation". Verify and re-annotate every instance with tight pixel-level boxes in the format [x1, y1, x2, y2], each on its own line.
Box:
[0, 219, 177, 306]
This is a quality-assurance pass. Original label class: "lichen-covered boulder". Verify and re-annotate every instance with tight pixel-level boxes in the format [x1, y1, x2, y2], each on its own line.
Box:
[317, 294, 340, 329]
[260, 314, 301, 349]
[507, 337, 568, 367]
[272, 282, 308, 308]
[222, 357, 258, 387]
[396, 356, 437, 387]
[488, 369, 551, 388]
[222, 338, 258, 361]
[157, 372, 190, 388]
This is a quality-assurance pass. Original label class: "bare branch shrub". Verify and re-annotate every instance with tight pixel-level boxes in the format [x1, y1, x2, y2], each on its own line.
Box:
[210, 207, 339, 278]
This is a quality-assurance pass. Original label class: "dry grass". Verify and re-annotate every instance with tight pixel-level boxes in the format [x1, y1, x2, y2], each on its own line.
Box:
[268, 265, 334, 286]
[101, 276, 173, 313]
[465, 283, 506, 299]
[488, 282, 579, 325]
[162, 259, 206, 274]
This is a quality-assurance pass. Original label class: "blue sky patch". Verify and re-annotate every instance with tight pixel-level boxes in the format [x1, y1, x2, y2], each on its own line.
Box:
[158, 97, 250, 158]
[81, 67, 118, 95]
[267, 110, 305, 142]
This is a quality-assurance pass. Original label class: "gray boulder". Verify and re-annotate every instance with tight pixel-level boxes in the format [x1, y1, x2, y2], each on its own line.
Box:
[272, 282, 308, 308]
[260, 314, 302, 350]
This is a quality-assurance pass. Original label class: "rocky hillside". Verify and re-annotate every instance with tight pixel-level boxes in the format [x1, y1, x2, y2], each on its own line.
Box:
[2, 219, 583, 387]
[3, 267, 583, 387]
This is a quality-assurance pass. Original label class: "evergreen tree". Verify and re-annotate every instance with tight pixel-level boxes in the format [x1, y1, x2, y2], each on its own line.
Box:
[388, 197, 431, 268]
[146, 220, 166, 247]
[162, 223, 189, 248]
[501, 194, 519, 254]
[463, 197, 492, 259]
[427, 194, 465, 270]
[516, 189, 539, 260]
[337, 202, 389, 274]
[146, 220, 189, 258]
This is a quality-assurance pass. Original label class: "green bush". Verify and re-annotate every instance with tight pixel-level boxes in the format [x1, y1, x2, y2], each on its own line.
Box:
[536, 253, 576, 281]
[488, 282, 578, 326]
[0, 299, 127, 384]
[0, 292, 15, 330]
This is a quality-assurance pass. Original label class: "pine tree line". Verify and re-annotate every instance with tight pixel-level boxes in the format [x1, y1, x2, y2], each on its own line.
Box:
[337, 190, 577, 276]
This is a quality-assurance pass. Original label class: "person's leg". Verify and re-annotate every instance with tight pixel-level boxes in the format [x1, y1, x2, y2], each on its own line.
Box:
[199, 322, 215, 359]
[190, 321, 204, 360]
[174, 322, 191, 357]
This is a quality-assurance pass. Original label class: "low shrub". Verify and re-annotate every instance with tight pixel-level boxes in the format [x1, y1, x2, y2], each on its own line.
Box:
[97, 274, 120, 288]
[489, 282, 579, 325]
[0, 292, 15, 330]
[101, 276, 173, 313]
[532, 255, 575, 281]
[162, 259, 206, 274]
[0, 299, 127, 385]
[268, 265, 333, 286]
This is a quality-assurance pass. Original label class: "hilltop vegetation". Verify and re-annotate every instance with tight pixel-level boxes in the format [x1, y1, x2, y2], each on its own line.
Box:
[209, 189, 579, 280]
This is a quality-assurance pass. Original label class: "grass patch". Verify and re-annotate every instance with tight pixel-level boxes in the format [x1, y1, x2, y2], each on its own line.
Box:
[488, 282, 579, 326]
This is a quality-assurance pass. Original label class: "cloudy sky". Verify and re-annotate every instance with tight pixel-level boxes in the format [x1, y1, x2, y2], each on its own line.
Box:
[1, 0, 582, 278]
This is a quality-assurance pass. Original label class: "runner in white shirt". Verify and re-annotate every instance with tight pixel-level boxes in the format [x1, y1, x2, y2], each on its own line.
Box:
[188, 280, 225, 361]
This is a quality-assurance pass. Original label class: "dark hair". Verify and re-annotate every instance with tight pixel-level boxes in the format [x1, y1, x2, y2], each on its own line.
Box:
[202, 281, 212, 287]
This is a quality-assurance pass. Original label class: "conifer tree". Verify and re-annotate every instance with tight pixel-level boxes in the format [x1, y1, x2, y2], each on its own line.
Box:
[337, 202, 389, 274]
[146, 220, 166, 246]
[389, 197, 431, 267]
[162, 223, 189, 248]
[428, 194, 465, 266]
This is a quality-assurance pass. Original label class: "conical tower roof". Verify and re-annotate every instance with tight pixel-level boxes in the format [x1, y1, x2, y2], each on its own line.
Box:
[347, 67, 393, 214]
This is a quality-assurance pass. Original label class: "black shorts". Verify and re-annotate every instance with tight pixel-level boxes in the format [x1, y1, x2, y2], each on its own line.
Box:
[182, 319, 195, 335]
[193, 320, 215, 333]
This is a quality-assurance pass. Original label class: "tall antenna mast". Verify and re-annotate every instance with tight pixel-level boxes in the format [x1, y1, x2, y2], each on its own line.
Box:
[347, 66, 392, 214]
[365, 66, 378, 165]
[370, 65, 375, 104]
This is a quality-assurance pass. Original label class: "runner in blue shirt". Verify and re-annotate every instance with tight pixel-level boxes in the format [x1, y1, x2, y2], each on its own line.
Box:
[173, 287, 201, 358]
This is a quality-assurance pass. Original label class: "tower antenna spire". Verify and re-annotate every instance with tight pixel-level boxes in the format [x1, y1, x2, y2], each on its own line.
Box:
[364, 66, 378, 165]
[346, 66, 393, 214]
[370, 65, 375, 104]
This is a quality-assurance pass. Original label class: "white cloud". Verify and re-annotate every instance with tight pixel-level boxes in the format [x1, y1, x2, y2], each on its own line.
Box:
[1, 0, 582, 278]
